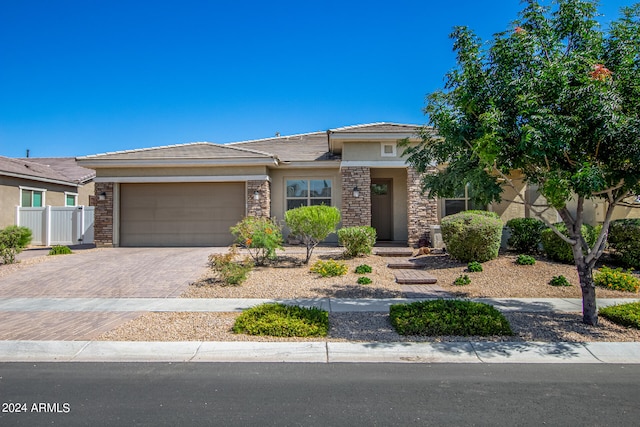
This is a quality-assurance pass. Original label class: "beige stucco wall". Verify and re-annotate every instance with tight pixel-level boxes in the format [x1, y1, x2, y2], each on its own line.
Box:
[94, 166, 268, 178]
[371, 168, 408, 241]
[342, 142, 402, 162]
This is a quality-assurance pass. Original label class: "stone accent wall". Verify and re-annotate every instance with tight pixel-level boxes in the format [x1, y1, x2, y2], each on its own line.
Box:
[407, 167, 439, 247]
[94, 182, 114, 247]
[247, 180, 271, 217]
[341, 166, 371, 227]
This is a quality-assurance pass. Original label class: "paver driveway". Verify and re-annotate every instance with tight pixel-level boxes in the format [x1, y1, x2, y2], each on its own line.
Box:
[0, 247, 214, 298]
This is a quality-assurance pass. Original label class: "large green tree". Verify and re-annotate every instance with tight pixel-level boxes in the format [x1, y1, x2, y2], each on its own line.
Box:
[403, 0, 640, 325]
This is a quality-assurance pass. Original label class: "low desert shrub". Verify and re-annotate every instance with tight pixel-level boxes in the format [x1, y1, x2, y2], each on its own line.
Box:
[0, 225, 32, 264]
[608, 219, 640, 269]
[467, 261, 483, 272]
[208, 246, 254, 286]
[506, 218, 546, 254]
[286, 205, 341, 264]
[454, 274, 471, 286]
[337, 226, 377, 258]
[541, 223, 598, 264]
[230, 216, 282, 266]
[594, 266, 640, 293]
[357, 276, 372, 285]
[549, 275, 571, 287]
[232, 303, 329, 337]
[49, 245, 72, 255]
[310, 259, 348, 277]
[440, 211, 502, 263]
[599, 302, 640, 329]
[516, 254, 536, 265]
[355, 264, 372, 274]
[389, 299, 513, 336]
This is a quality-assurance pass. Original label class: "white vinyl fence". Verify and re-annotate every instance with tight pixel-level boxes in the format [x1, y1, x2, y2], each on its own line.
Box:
[16, 206, 95, 246]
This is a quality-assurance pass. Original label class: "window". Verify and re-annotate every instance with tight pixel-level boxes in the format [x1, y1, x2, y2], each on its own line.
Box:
[381, 142, 397, 157]
[65, 192, 78, 206]
[286, 179, 332, 210]
[442, 184, 485, 216]
[20, 188, 45, 207]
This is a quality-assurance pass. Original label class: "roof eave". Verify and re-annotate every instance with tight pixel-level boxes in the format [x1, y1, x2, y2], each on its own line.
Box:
[76, 158, 279, 168]
[0, 171, 80, 187]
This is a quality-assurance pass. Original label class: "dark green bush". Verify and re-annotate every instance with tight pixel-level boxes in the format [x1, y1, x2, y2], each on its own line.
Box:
[549, 275, 571, 287]
[355, 264, 372, 274]
[506, 218, 546, 254]
[389, 299, 513, 336]
[599, 302, 640, 329]
[357, 276, 372, 285]
[608, 219, 640, 269]
[49, 245, 72, 255]
[541, 223, 598, 264]
[515, 254, 536, 265]
[0, 225, 33, 264]
[467, 261, 483, 272]
[337, 226, 377, 258]
[232, 303, 329, 337]
[440, 211, 503, 262]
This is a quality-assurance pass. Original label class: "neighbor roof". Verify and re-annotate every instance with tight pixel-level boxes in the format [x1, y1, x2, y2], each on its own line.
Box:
[0, 156, 95, 186]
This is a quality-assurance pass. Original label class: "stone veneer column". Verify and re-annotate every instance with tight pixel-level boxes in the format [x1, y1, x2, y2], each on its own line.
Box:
[407, 167, 438, 247]
[247, 180, 271, 217]
[341, 166, 371, 227]
[93, 182, 114, 247]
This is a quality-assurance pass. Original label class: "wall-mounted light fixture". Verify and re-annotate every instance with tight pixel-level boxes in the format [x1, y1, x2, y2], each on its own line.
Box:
[353, 187, 360, 198]
[253, 190, 260, 201]
[98, 192, 107, 201]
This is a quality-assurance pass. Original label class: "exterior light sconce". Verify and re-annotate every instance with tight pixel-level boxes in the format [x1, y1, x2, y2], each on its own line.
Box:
[98, 192, 107, 201]
[353, 187, 360, 198]
[253, 191, 260, 201]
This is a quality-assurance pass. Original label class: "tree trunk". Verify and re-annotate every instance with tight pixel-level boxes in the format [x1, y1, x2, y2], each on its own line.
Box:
[575, 258, 598, 326]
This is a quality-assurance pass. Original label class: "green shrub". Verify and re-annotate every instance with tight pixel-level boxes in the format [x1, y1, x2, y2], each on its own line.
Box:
[467, 261, 483, 272]
[232, 303, 329, 337]
[230, 216, 283, 266]
[599, 302, 640, 329]
[608, 219, 640, 269]
[49, 245, 72, 255]
[355, 264, 372, 274]
[516, 254, 536, 265]
[285, 205, 341, 264]
[440, 211, 503, 262]
[454, 274, 471, 286]
[337, 226, 377, 258]
[594, 266, 640, 293]
[357, 276, 372, 285]
[541, 223, 599, 264]
[310, 259, 348, 277]
[506, 218, 546, 254]
[0, 225, 33, 264]
[208, 246, 254, 286]
[389, 299, 513, 336]
[549, 275, 571, 287]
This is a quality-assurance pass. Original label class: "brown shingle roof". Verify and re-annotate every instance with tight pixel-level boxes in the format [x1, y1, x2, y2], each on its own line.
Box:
[228, 131, 337, 162]
[78, 142, 276, 161]
[0, 156, 93, 185]
[19, 157, 96, 183]
[330, 122, 420, 133]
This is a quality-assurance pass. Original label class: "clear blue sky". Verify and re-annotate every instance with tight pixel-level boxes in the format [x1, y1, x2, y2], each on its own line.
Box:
[0, 0, 631, 158]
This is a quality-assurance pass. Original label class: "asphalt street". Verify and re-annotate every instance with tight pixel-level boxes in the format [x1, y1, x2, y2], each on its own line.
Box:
[1, 363, 639, 426]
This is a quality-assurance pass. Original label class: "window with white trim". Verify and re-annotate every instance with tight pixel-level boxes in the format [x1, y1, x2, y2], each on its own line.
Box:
[286, 179, 332, 210]
[442, 183, 486, 217]
[20, 187, 45, 207]
[65, 192, 78, 206]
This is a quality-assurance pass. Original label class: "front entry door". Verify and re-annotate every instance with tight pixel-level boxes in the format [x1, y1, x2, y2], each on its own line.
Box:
[371, 179, 393, 241]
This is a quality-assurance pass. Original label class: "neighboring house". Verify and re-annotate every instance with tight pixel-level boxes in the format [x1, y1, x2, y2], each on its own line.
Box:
[76, 122, 640, 248]
[0, 156, 96, 229]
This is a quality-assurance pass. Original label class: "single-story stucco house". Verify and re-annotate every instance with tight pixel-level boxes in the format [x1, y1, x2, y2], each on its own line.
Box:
[76, 122, 640, 248]
[0, 156, 95, 229]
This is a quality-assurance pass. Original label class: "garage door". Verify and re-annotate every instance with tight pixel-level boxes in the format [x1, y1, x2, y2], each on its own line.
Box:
[120, 182, 245, 246]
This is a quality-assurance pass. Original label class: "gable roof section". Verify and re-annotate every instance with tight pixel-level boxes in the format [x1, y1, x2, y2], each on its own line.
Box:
[228, 131, 337, 162]
[0, 156, 94, 187]
[330, 122, 420, 133]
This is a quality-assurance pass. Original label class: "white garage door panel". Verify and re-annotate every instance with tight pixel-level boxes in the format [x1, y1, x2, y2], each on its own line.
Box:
[120, 183, 245, 246]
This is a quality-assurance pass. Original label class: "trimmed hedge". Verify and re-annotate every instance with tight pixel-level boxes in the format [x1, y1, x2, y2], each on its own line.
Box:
[506, 218, 546, 254]
[337, 226, 377, 258]
[599, 302, 640, 329]
[541, 223, 598, 264]
[608, 219, 640, 269]
[232, 303, 329, 337]
[440, 211, 503, 262]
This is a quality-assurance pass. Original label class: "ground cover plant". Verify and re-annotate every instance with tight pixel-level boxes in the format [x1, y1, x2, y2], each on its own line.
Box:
[549, 275, 571, 287]
[232, 303, 329, 337]
[594, 266, 640, 293]
[467, 261, 483, 272]
[355, 264, 372, 274]
[599, 302, 640, 329]
[49, 245, 72, 255]
[230, 216, 282, 266]
[389, 299, 513, 336]
[516, 255, 536, 265]
[310, 259, 348, 277]
[454, 274, 471, 286]
[357, 276, 372, 285]
[337, 226, 377, 258]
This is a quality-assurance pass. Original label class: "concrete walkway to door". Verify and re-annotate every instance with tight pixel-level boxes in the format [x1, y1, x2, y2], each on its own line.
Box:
[0, 247, 215, 298]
